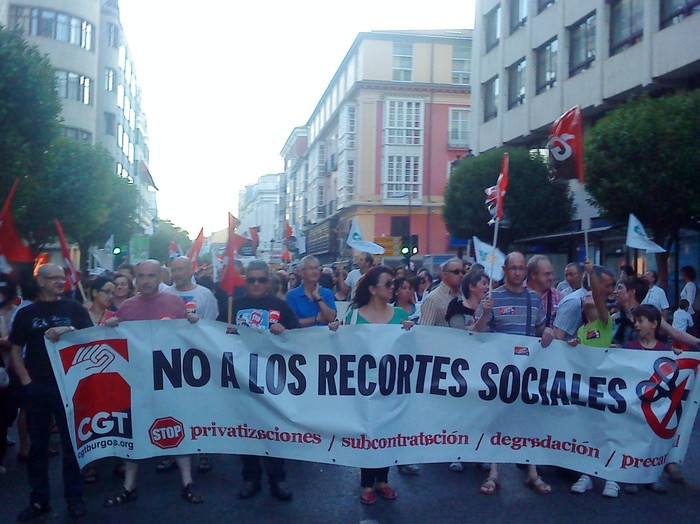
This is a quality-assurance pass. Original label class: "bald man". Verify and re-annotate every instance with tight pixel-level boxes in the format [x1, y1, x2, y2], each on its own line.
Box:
[104, 260, 203, 507]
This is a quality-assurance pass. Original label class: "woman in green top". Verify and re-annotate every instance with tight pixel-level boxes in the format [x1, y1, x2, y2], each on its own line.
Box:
[331, 265, 413, 504]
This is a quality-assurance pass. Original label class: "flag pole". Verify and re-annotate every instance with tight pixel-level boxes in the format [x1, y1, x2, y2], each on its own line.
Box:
[489, 218, 500, 292]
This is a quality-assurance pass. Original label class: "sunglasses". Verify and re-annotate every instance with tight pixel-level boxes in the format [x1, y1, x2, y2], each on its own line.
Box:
[376, 280, 394, 289]
[445, 269, 466, 275]
[246, 277, 269, 285]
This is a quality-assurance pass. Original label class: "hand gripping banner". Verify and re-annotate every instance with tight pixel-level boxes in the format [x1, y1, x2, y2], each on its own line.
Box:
[48, 320, 700, 483]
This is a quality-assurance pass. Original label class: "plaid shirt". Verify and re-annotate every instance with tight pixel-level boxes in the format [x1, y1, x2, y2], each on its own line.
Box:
[419, 281, 460, 327]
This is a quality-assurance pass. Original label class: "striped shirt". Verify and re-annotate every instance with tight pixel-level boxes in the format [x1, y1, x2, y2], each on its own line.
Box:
[476, 285, 545, 336]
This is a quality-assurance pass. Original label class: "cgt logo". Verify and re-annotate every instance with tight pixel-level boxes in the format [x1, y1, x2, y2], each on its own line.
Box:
[60, 339, 132, 447]
[149, 417, 185, 449]
[636, 357, 699, 439]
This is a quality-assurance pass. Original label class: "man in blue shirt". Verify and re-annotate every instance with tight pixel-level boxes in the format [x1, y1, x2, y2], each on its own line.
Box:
[286, 255, 337, 326]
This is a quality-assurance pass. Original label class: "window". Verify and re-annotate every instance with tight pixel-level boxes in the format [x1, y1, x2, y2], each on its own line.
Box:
[62, 127, 92, 142]
[485, 5, 501, 51]
[507, 58, 526, 108]
[385, 155, 421, 199]
[393, 43, 413, 82]
[452, 45, 471, 85]
[483, 76, 499, 122]
[448, 108, 470, 148]
[117, 84, 124, 108]
[105, 67, 115, 91]
[538, 0, 556, 13]
[117, 124, 124, 147]
[108, 22, 118, 47]
[55, 70, 92, 104]
[13, 7, 94, 50]
[660, 0, 700, 28]
[385, 100, 423, 145]
[510, 0, 527, 33]
[569, 13, 596, 76]
[343, 105, 356, 149]
[610, 0, 644, 56]
[535, 38, 558, 94]
[104, 112, 116, 136]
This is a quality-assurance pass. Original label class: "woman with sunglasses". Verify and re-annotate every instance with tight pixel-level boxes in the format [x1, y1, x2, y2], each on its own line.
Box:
[329, 266, 413, 504]
[86, 277, 116, 326]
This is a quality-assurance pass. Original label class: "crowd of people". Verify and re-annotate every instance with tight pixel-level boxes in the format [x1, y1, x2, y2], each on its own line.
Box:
[0, 251, 697, 519]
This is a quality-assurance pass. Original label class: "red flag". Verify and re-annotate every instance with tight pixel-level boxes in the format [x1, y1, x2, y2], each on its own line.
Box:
[248, 226, 260, 254]
[169, 240, 183, 259]
[548, 106, 585, 184]
[54, 218, 81, 292]
[33, 252, 50, 276]
[186, 228, 204, 270]
[485, 153, 509, 224]
[0, 178, 34, 265]
[285, 221, 293, 240]
[219, 213, 247, 295]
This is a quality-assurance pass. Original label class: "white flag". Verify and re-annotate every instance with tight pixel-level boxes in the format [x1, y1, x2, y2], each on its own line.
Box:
[346, 219, 385, 255]
[626, 214, 666, 253]
[472, 236, 505, 282]
[292, 225, 307, 255]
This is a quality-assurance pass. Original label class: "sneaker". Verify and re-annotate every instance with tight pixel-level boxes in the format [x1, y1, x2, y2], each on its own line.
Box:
[270, 481, 293, 501]
[398, 464, 421, 475]
[571, 474, 593, 493]
[623, 483, 639, 494]
[602, 480, 620, 498]
[17, 502, 51, 522]
[450, 462, 464, 472]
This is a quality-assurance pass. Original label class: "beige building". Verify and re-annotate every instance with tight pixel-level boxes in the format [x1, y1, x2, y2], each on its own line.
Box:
[0, 0, 158, 234]
[281, 29, 473, 264]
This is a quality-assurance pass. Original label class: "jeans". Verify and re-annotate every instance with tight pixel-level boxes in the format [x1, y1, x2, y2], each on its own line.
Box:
[23, 381, 83, 505]
[241, 455, 286, 485]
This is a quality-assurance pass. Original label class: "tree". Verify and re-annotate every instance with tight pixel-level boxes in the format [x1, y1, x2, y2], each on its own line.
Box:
[149, 219, 191, 264]
[0, 26, 61, 198]
[443, 147, 574, 251]
[585, 92, 700, 288]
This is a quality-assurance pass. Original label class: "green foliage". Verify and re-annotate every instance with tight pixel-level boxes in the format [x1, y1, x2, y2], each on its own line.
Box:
[443, 148, 574, 250]
[0, 26, 61, 197]
[585, 92, 700, 244]
[149, 219, 191, 264]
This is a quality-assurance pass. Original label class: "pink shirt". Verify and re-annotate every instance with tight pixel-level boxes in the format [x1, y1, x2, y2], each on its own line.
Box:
[117, 292, 187, 321]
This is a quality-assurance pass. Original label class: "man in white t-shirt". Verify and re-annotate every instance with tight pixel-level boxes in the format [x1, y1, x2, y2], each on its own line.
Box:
[642, 270, 669, 320]
[343, 252, 373, 300]
[166, 257, 219, 321]
[164, 256, 219, 473]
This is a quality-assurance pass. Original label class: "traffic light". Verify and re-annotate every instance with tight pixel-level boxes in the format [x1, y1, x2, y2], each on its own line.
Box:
[112, 246, 122, 255]
[411, 234, 419, 255]
[401, 236, 411, 264]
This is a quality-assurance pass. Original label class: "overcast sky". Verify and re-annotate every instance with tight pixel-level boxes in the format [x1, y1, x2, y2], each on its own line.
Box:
[119, 0, 475, 238]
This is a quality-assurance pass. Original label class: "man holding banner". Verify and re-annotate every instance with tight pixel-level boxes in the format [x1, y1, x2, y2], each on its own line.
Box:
[230, 260, 300, 501]
[104, 260, 204, 507]
[9, 264, 93, 521]
[474, 252, 554, 496]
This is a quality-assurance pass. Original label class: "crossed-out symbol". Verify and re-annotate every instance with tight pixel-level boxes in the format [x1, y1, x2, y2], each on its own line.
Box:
[636, 357, 691, 439]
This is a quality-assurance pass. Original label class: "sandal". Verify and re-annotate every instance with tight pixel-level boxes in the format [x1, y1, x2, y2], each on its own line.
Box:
[525, 476, 551, 495]
[374, 485, 397, 500]
[83, 467, 98, 484]
[103, 487, 137, 507]
[156, 458, 177, 472]
[480, 477, 500, 495]
[198, 456, 212, 473]
[360, 490, 376, 505]
[182, 483, 205, 503]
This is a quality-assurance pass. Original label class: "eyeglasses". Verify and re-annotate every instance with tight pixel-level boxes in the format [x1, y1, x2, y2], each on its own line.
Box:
[42, 275, 66, 281]
[445, 269, 466, 275]
[246, 276, 269, 285]
[98, 289, 115, 296]
[375, 280, 394, 289]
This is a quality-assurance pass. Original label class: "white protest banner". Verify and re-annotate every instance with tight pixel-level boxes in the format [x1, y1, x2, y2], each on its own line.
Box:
[48, 321, 700, 483]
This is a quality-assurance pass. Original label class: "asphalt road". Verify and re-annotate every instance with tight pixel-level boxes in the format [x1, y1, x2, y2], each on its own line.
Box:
[2, 419, 700, 524]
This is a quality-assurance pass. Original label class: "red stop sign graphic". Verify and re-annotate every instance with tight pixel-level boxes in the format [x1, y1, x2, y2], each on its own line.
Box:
[148, 417, 185, 449]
